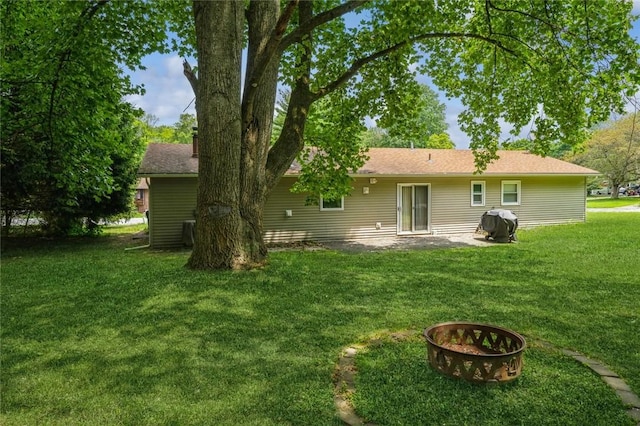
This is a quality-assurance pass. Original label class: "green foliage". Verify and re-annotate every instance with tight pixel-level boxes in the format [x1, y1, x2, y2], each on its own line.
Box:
[369, 83, 450, 148]
[426, 132, 455, 149]
[291, 92, 368, 201]
[275, 0, 639, 173]
[502, 138, 574, 159]
[0, 0, 147, 235]
[171, 113, 197, 144]
[135, 113, 197, 144]
[569, 113, 640, 195]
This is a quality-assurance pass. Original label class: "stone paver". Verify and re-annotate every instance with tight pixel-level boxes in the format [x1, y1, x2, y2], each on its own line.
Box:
[556, 343, 640, 425]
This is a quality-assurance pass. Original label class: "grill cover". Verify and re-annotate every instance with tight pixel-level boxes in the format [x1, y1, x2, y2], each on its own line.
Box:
[479, 209, 518, 242]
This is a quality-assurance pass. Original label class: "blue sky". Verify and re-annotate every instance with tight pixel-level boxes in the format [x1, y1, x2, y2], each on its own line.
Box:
[125, 2, 640, 148]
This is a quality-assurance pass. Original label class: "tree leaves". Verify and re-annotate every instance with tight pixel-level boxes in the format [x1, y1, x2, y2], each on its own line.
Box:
[1, 0, 146, 235]
[570, 113, 640, 196]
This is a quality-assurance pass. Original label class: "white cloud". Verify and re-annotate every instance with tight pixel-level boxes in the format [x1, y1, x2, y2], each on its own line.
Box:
[124, 54, 195, 125]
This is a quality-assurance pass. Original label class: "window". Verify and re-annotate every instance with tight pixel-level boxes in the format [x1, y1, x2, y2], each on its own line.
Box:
[501, 180, 521, 205]
[320, 196, 344, 211]
[471, 181, 485, 206]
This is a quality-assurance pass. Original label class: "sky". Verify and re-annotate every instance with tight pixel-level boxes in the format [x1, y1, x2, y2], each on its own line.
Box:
[125, 2, 640, 149]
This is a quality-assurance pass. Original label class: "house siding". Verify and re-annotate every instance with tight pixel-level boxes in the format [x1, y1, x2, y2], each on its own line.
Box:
[148, 177, 197, 248]
[264, 176, 588, 241]
[263, 177, 398, 242]
[147, 175, 588, 247]
[429, 176, 587, 234]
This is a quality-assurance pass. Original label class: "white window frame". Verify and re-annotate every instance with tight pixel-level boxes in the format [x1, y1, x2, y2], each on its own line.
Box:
[320, 196, 344, 211]
[501, 180, 521, 206]
[470, 181, 485, 207]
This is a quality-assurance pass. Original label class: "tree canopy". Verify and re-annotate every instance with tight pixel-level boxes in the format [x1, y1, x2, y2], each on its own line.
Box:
[0, 0, 161, 234]
[136, 113, 197, 144]
[177, 0, 640, 269]
[360, 83, 453, 148]
[570, 113, 640, 197]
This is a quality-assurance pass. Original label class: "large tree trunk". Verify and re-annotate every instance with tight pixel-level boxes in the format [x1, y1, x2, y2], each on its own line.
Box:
[188, 0, 285, 270]
[236, 0, 281, 266]
[187, 0, 313, 270]
[187, 1, 245, 270]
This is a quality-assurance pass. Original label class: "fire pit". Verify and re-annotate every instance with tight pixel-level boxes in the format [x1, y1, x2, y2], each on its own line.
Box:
[424, 322, 526, 383]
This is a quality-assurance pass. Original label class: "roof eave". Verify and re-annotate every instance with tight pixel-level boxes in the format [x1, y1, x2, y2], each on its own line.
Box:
[137, 173, 198, 178]
[350, 172, 600, 178]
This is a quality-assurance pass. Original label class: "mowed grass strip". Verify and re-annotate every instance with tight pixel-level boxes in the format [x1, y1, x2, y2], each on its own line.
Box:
[1, 213, 638, 425]
[587, 196, 640, 208]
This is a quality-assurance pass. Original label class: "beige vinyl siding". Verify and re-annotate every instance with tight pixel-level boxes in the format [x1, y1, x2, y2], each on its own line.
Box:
[148, 174, 587, 246]
[263, 177, 398, 242]
[505, 176, 587, 227]
[264, 176, 587, 241]
[429, 176, 587, 234]
[148, 177, 197, 248]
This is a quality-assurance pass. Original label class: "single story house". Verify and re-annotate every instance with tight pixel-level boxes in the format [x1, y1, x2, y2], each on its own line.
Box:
[134, 178, 149, 213]
[138, 143, 599, 248]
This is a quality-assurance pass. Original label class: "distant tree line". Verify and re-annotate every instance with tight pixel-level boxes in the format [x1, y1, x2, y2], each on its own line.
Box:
[136, 113, 197, 145]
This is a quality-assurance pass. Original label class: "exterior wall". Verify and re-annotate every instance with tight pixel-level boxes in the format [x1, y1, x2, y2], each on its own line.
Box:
[134, 188, 149, 213]
[148, 175, 587, 247]
[263, 177, 398, 242]
[148, 177, 197, 248]
[263, 176, 588, 241]
[429, 176, 587, 234]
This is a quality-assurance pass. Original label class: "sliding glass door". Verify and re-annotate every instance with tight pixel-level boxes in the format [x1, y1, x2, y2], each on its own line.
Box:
[397, 184, 430, 234]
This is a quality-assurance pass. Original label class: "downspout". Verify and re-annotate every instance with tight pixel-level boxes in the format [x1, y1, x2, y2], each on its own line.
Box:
[145, 177, 151, 247]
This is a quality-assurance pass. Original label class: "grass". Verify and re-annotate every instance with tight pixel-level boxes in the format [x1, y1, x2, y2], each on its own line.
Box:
[2, 214, 639, 425]
[587, 196, 640, 208]
[353, 336, 634, 425]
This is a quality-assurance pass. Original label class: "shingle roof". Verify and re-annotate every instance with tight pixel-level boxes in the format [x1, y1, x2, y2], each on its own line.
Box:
[356, 148, 599, 176]
[138, 143, 198, 176]
[138, 144, 599, 177]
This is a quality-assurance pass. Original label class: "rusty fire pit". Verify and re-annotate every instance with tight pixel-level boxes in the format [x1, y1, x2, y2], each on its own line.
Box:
[424, 322, 526, 383]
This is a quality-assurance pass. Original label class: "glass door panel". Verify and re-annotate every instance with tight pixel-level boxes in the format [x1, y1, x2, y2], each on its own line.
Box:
[414, 186, 429, 231]
[401, 186, 413, 232]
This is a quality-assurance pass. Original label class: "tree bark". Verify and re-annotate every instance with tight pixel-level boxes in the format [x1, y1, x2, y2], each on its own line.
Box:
[236, 0, 281, 266]
[187, 1, 245, 269]
[188, 0, 285, 270]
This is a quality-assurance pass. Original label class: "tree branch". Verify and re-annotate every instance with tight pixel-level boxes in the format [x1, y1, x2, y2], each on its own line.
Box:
[242, 0, 298, 117]
[314, 32, 518, 100]
[487, 0, 562, 34]
[183, 59, 198, 95]
[275, 0, 299, 38]
[279, 0, 369, 52]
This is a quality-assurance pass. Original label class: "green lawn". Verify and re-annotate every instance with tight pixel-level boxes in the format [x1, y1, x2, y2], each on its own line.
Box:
[2, 213, 639, 425]
[587, 196, 640, 208]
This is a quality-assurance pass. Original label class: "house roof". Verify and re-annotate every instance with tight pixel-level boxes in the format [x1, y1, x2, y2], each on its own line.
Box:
[138, 143, 599, 177]
[355, 148, 599, 176]
[138, 143, 199, 176]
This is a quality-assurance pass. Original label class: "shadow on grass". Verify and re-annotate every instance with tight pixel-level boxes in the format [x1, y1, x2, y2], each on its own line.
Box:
[2, 215, 639, 424]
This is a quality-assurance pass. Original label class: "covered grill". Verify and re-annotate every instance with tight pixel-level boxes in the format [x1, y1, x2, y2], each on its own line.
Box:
[478, 209, 518, 243]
